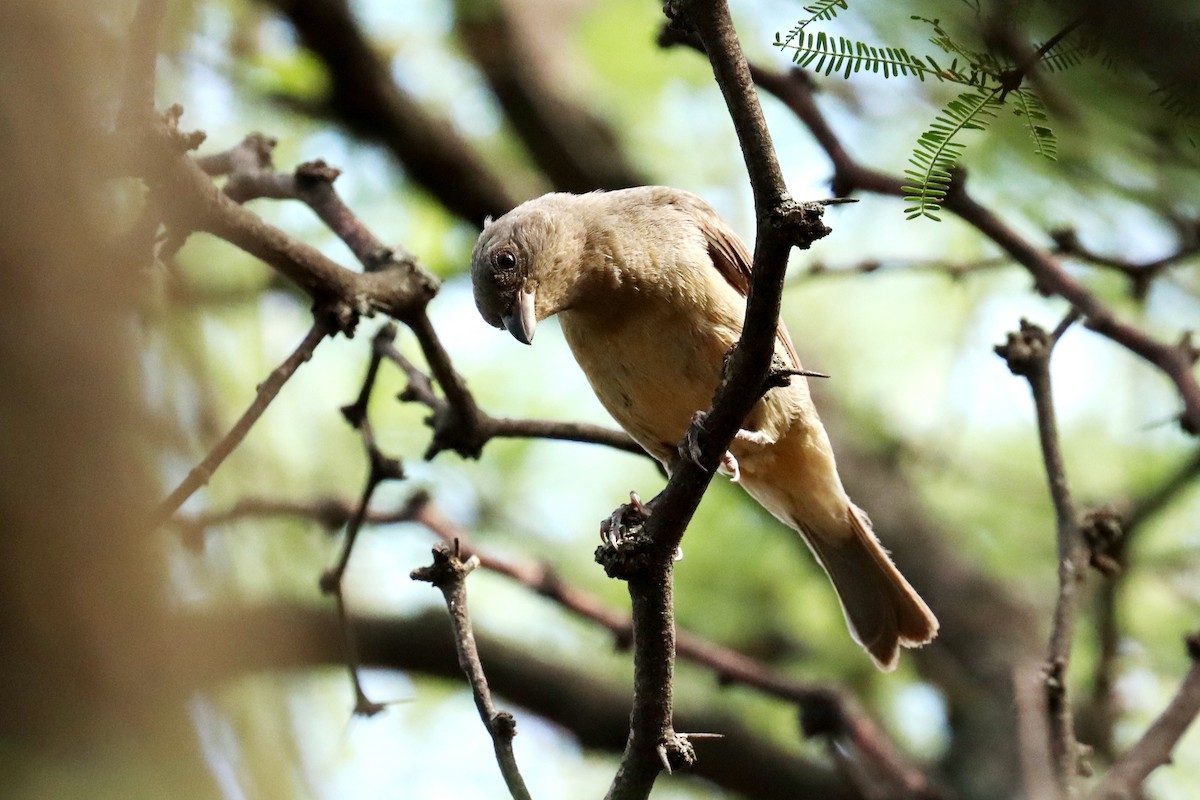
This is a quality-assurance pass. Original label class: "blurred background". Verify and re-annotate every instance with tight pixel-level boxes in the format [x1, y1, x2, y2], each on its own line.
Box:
[2, 0, 1198, 798]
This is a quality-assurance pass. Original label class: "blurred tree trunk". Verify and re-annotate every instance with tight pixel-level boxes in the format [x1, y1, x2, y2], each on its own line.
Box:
[0, 3, 216, 796]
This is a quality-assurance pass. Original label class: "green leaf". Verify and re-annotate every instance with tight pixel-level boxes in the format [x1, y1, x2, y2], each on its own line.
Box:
[782, 32, 943, 82]
[1012, 89, 1058, 160]
[904, 88, 1002, 220]
[775, 0, 849, 48]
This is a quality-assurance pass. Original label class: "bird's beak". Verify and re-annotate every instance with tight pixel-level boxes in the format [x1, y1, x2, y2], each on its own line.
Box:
[502, 285, 537, 345]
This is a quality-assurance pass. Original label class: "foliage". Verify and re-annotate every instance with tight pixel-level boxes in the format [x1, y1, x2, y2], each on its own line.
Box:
[775, 4, 1196, 219]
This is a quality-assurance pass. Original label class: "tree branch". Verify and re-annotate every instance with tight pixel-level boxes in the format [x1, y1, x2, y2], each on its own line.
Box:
[258, 0, 519, 224]
[995, 313, 1086, 795]
[724, 62, 1200, 435]
[452, 0, 645, 192]
[156, 317, 334, 524]
[1087, 635, 1200, 800]
[597, 3, 831, 796]
[412, 544, 533, 800]
[1084, 447, 1200, 757]
[180, 604, 858, 800]
[319, 322, 411, 716]
[142, 111, 439, 329]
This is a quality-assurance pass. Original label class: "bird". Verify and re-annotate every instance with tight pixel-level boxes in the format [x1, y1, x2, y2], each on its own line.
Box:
[469, 185, 937, 670]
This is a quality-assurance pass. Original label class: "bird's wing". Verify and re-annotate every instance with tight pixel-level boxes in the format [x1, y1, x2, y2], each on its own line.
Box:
[675, 192, 802, 370]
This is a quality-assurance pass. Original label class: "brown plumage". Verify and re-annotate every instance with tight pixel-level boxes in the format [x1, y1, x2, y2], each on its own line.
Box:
[470, 186, 937, 670]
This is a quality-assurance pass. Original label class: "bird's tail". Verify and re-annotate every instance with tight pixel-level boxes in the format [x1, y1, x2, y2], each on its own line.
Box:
[797, 504, 938, 670]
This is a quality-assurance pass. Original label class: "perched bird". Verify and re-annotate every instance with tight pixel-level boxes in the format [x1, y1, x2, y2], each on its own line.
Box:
[470, 186, 937, 670]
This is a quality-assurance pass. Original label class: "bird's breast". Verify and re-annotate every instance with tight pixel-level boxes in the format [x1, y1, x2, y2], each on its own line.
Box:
[559, 296, 738, 462]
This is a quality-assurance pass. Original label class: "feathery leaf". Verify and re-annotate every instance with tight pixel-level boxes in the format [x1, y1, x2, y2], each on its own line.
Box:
[903, 88, 1002, 220]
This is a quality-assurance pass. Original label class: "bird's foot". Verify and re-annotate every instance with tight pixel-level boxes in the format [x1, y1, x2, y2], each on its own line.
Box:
[600, 491, 651, 549]
[717, 451, 742, 483]
[596, 492, 662, 579]
[682, 413, 775, 482]
[734, 428, 775, 448]
[680, 411, 707, 467]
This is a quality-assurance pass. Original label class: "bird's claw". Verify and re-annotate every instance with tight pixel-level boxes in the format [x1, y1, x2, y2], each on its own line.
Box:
[735, 428, 774, 447]
[683, 413, 763, 482]
[718, 451, 741, 483]
[681, 410, 707, 467]
[601, 491, 650, 549]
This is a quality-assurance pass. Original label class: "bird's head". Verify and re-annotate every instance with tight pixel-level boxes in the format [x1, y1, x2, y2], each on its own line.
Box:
[470, 199, 577, 345]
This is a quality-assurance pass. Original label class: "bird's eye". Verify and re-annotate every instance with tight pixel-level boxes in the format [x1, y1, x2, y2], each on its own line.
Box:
[494, 250, 517, 271]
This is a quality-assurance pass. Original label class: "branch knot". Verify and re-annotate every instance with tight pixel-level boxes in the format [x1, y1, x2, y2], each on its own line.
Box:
[410, 542, 480, 590]
[995, 318, 1051, 377]
[1080, 507, 1124, 576]
[771, 197, 831, 251]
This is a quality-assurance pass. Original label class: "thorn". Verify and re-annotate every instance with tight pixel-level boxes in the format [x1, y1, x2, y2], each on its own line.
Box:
[679, 732, 725, 740]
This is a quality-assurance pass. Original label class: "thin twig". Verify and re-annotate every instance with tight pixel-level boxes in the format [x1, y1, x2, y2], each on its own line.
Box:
[486, 417, 647, 456]
[329, 587, 384, 717]
[319, 419, 403, 592]
[376, 336, 648, 459]
[156, 317, 333, 524]
[319, 421, 397, 718]
[1087, 447, 1200, 756]
[412, 543, 534, 800]
[1088, 635, 1200, 799]
[995, 314, 1086, 795]
[1051, 227, 1200, 300]
[995, 16, 1086, 98]
[318, 322, 411, 716]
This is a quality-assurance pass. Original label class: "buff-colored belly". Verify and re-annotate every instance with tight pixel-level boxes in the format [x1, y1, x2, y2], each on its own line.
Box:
[559, 301, 737, 463]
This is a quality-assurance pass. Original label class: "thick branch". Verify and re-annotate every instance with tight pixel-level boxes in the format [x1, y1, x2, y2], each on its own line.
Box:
[180, 605, 856, 800]
[452, 0, 644, 192]
[142, 114, 439, 328]
[259, 0, 519, 224]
